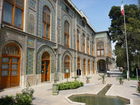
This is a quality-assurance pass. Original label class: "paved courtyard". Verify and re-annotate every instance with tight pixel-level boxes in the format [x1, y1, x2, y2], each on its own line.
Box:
[0, 75, 140, 105]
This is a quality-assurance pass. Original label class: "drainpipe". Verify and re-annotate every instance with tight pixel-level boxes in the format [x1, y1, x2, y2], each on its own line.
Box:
[54, 0, 59, 83]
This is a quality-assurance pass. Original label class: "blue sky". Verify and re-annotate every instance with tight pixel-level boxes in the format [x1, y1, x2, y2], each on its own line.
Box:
[72, 0, 138, 32]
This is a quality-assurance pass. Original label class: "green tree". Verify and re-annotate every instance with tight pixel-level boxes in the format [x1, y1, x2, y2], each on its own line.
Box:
[109, 4, 140, 76]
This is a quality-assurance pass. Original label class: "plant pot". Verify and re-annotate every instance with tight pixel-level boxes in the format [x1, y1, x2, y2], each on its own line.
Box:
[52, 83, 59, 95]
[86, 79, 90, 83]
[138, 81, 140, 86]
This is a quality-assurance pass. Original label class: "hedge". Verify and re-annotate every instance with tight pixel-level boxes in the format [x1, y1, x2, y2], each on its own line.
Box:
[58, 81, 83, 90]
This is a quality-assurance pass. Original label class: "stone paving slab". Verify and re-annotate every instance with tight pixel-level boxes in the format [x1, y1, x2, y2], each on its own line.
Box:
[0, 75, 140, 105]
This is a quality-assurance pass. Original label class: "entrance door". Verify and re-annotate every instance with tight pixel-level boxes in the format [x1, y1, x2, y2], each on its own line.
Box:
[0, 43, 20, 89]
[41, 52, 50, 82]
[64, 55, 70, 78]
[98, 60, 106, 73]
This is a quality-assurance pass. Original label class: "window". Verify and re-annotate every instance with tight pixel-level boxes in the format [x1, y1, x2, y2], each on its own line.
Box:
[87, 38, 89, 54]
[43, 6, 51, 40]
[82, 34, 85, 53]
[2, 0, 24, 29]
[92, 41, 94, 56]
[77, 57, 80, 69]
[93, 61, 95, 74]
[97, 41, 104, 56]
[83, 59, 86, 75]
[92, 45, 94, 56]
[77, 30, 80, 51]
[88, 60, 90, 74]
[64, 55, 70, 78]
[64, 21, 70, 48]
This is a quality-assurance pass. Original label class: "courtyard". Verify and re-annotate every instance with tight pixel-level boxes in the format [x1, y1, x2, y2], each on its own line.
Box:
[0, 75, 140, 105]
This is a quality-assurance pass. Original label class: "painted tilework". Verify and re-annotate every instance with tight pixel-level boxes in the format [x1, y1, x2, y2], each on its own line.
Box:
[27, 38, 34, 48]
[26, 48, 34, 74]
[29, 0, 36, 10]
[37, 0, 56, 41]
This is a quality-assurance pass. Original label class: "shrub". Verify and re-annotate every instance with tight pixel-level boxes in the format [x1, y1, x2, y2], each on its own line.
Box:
[58, 81, 84, 90]
[0, 88, 34, 105]
[15, 93, 32, 105]
[0, 96, 15, 105]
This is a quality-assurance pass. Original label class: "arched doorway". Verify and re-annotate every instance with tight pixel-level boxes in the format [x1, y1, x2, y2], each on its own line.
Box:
[41, 52, 50, 82]
[0, 43, 21, 89]
[97, 60, 106, 73]
[64, 55, 70, 78]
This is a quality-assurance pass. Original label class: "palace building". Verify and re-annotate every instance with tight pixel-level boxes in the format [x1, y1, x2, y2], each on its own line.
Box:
[0, 0, 113, 89]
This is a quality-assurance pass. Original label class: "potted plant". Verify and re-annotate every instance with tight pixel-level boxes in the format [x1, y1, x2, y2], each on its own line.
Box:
[99, 74, 106, 84]
[86, 76, 91, 83]
[72, 76, 79, 81]
[118, 77, 124, 85]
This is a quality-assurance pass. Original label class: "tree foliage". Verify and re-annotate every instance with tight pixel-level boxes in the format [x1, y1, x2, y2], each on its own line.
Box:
[109, 4, 140, 70]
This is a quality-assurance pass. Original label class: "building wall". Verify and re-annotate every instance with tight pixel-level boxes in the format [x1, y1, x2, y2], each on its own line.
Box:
[0, 0, 112, 88]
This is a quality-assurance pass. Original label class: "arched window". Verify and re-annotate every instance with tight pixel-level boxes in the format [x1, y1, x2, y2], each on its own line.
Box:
[87, 37, 89, 54]
[82, 34, 85, 53]
[77, 57, 80, 69]
[43, 6, 51, 40]
[64, 21, 70, 48]
[92, 42, 94, 56]
[83, 59, 86, 75]
[88, 60, 90, 74]
[97, 41, 104, 56]
[64, 55, 70, 78]
[2, 0, 24, 29]
[77, 30, 80, 51]
[93, 61, 95, 74]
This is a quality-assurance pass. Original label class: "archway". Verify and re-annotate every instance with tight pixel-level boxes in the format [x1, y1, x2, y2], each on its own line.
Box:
[41, 52, 50, 82]
[64, 55, 70, 78]
[97, 60, 106, 73]
[0, 43, 21, 89]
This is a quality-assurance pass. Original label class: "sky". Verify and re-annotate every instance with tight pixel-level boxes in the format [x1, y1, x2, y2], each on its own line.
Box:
[72, 0, 138, 32]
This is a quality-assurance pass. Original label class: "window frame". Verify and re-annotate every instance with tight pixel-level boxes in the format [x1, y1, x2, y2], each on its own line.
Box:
[64, 21, 70, 48]
[2, 0, 24, 29]
[97, 42, 104, 57]
[43, 6, 51, 40]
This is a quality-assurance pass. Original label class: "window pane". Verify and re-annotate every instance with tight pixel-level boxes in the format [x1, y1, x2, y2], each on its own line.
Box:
[101, 50, 104, 56]
[2, 70, 9, 76]
[16, 0, 24, 8]
[2, 58, 9, 63]
[64, 21, 69, 33]
[64, 34, 67, 46]
[15, 8, 22, 28]
[46, 24, 50, 39]
[43, 6, 50, 23]
[2, 64, 9, 69]
[12, 58, 18, 63]
[97, 51, 100, 56]
[12, 64, 18, 69]
[12, 71, 17, 76]
[3, 2, 12, 24]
